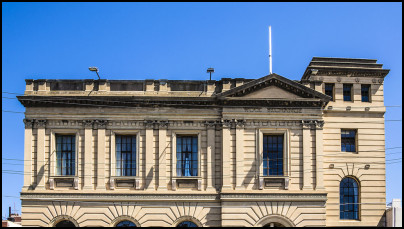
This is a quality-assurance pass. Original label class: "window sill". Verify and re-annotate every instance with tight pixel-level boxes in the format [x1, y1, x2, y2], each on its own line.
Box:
[49, 176, 79, 190]
[172, 177, 202, 191]
[259, 176, 289, 190]
[110, 176, 140, 190]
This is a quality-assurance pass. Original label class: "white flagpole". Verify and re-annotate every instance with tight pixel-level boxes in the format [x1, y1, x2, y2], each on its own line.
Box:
[269, 26, 272, 74]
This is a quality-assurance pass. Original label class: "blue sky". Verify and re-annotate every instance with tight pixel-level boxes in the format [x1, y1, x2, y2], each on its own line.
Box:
[2, 2, 402, 218]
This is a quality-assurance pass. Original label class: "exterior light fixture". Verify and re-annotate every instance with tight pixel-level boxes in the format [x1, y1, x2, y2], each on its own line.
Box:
[329, 164, 334, 169]
[89, 67, 100, 79]
[365, 164, 370, 170]
[207, 68, 214, 81]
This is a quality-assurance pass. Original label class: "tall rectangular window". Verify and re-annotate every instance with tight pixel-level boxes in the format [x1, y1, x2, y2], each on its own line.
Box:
[56, 135, 75, 176]
[116, 135, 136, 176]
[176, 135, 198, 176]
[263, 135, 284, 176]
[361, 84, 371, 102]
[341, 130, 356, 152]
[343, 84, 353, 101]
[325, 83, 334, 101]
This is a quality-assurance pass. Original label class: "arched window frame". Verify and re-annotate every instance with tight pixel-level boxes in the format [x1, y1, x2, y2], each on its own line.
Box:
[49, 215, 79, 227]
[172, 216, 203, 227]
[340, 176, 360, 220]
[110, 215, 141, 227]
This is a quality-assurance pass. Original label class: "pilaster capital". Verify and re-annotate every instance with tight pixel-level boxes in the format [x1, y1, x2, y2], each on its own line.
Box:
[235, 119, 246, 128]
[144, 120, 156, 129]
[95, 120, 108, 129]
[83, 120, 94, 129]
[23, 119, 35, 128]
[315, 120, 325, 129]
[35, 119, 47, 128]
[159, 120, 169, 129]
[222, 119, 236, 129]
[203, 121, 218, 129]
[301, 120, 316, 129]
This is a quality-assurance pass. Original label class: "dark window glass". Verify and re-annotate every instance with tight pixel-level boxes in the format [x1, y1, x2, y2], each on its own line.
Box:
[263, 135, 283, 176]
[116, 220, 136, 227]
[56, 135, 75, 176]
[343, 84, 352, 101]
[177, 221, 198, 227]
[325, 83, 334, 101]
[341, 130, 356, 152]
[361, 84, 370, 102]
[176, 136, 198, 176]
[116, 135, 136, 176]
[340, 177, 359, 220]
[55, 220, 76, 227]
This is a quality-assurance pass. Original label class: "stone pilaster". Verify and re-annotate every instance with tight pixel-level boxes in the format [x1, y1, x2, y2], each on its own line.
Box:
[204, 121, 216, 191]
[221, 120, 232, 190]
[35, 120, 46, 190]
[235, 120, 245, 190]
[23, 119, 34, 190]
[315, 120, 325, 190]
[144, 120, 155, 190]
[302, 120, 314, 190]
[96, 120, 107, 190]
[158, 121, 168, 190]
[83, 120, 94, 190]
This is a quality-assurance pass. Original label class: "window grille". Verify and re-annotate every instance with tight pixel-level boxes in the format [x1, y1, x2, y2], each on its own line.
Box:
[56, 135, 75, 176]
[176, 136, 198, 176]
[263, 135, 283, 176]
[340, 177, 359, 220]
[341, 130, 356, 152]
[116, 135, 136, 176]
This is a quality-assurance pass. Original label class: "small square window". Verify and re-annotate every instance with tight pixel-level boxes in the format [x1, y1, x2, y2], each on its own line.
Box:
[361, 84, 371, 102]
[343, 84, 353, 101]
[341, 130, 356, 152]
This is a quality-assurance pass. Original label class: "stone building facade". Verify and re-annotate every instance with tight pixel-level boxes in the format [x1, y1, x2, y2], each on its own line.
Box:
[18, 57, 389, 227]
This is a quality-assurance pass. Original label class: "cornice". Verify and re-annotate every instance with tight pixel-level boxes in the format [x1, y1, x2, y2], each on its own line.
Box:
[20, 193, 219, 202]
[17, 96, 326, 108]
[20, 192, 327, 202]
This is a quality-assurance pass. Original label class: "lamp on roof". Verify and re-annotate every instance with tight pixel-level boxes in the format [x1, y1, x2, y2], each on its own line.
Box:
[89, 67, 100, 80]
[207, 68, 214, 80]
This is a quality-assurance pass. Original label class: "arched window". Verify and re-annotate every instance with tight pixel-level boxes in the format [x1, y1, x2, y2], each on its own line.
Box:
[116, 220, 137, 227]
[340, 177, 359, 220]
[55, 220, 76, 227]
[177, 221, 198, 227]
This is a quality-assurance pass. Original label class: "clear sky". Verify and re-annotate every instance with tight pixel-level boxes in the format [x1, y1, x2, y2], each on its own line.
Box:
[2, 2, 402, 218]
